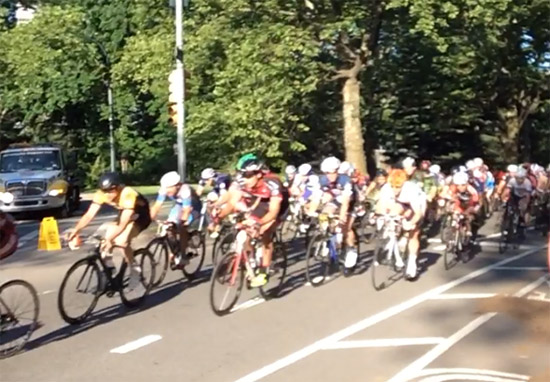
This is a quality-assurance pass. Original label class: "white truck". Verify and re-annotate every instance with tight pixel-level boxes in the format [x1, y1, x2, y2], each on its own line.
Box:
[0, 144, 81, 218]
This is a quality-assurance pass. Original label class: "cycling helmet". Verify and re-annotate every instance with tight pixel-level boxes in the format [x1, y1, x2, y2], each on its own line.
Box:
[236, 153, 262, 172]
[402, 157, 416, 169]
[466, 160, 476, 170]
[473, 169, 483, 179]
[201, 168, 216, 180]
[160, 171, 181, 188]
[298, 163, 312, 176]
[376, 168, 388, 177]
[308, 174, 320, 187]
[452, 172, 469, 185]
[236, 153, 259, 171]
[507, 164, 518, 173]
[98, 172, 121, 191]
[473, 158, 484, 168]
[320, 157, 341, 173]
[459, 165, 467, 173]
[530, 164, 542, 174]
[338, 161, 354, 176]
[516, 168, 527, 179]
[429, 164, 441, 175]
[388, 169, 408, 188]
[285, 165, 297, 176]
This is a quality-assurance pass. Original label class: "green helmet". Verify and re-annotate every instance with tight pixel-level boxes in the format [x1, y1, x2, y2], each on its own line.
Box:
[236, 153, 261, 172]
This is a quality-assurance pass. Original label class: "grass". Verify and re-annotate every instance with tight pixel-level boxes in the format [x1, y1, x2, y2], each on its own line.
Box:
[83, 184, 199, 196]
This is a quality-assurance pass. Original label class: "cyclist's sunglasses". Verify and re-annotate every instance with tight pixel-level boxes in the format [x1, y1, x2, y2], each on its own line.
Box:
[240, 171, 258, 179]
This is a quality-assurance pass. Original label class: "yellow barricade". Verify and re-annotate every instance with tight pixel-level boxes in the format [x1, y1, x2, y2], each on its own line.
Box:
[38, 217, 61, 251]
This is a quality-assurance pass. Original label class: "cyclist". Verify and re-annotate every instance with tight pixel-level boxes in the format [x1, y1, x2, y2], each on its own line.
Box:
[496, 164, 519, 202]
[289, 163, 313, 199]
[502, 167, 533, 234]
[440, 172, 480, 240]
[150, 171, 202, 267]
[403, 157, 437, 203]
[196, 168, 231, 198]
[366, 169, 388, 203]
[68, 173, 151, 288]
[377, 169, 427, 279]
[283, 165, 297, 188]
[308, 156, 358, 268]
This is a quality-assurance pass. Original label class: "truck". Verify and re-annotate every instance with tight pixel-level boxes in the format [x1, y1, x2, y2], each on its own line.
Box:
[0, 144, 81, 218]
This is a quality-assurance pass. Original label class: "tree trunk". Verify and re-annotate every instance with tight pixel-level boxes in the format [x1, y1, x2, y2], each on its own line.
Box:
[498, 107, 521, 163]
[342, 75, 367, 174]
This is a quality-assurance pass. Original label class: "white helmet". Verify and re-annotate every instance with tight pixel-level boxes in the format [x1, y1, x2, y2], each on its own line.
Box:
[308, 174, 320, 187]
[285, 165, 297, 175]
[429, 164, 441, 175]
[507, 164, 518, 173]
[298, 163, 312, 176]
[338, 161, 354, 175]
[459, 165, 467, 173]
[516, 168, 527, 178]
[321, 156, 341, 173]
[160, 171, 181, 188]
[473, 169, 483, 178]
[466, 160, 476, 170]
[473, 158, 484, 168]
[206, 191, 219, 202]
[453, 172, 469, 185]
[201, 168, 216, 180]
[402, 157, 416, 169]
[530, 164, 542, 174]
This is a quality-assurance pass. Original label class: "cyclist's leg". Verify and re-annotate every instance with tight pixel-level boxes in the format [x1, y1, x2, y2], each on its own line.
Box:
[112, 222, 140, 264]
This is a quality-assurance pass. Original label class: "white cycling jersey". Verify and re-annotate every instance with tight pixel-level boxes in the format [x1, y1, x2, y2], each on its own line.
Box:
[506, 178, 532, 198]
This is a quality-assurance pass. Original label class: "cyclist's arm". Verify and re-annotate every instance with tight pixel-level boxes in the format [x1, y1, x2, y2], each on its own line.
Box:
[339, 194, 351, 222]
[259, 197, 281, 226]
[196, 185, 205, 197]
[105, 208, 134, 243]
[181, 205, 192, 225]
[73, 202, 101, 236]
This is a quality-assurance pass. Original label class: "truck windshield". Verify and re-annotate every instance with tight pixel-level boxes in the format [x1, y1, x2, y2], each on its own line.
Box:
[0, 150, 61, 172]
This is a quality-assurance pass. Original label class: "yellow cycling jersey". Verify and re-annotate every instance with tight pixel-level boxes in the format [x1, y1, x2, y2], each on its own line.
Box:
[92, 186, 142, 210]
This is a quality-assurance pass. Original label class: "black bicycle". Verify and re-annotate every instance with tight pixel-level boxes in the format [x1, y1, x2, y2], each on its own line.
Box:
[146, 221, 206, 287]
[58, 236, 155, 324]
[499, 199, 521, 254]
[0, 279, 39, 358]
[441, 212, 471, 269]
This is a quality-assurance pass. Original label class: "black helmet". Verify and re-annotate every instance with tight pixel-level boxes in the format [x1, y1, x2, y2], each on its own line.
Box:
[98, 172, 121, 191]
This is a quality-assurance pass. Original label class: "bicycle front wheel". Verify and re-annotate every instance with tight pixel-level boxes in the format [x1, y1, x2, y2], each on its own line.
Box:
[120, 249, 155, 308]
[305, 233, 331, 287]
[0, 280, 39, 358]
[259, 242, 288, 300]
[209, 252, 244, 316]
[58, 258, 101, 325]
[146, 238, 169, 288]
[182, 230, 206, 280]
[443, 228, 459, 270]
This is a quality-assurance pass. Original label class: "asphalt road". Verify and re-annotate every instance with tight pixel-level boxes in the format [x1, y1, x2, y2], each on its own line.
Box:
[1, 206, 549, 382]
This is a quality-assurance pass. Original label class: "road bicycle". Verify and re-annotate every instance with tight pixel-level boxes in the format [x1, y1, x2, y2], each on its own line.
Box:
[441, 212, 471, 270]
[58, 235, 155, 324]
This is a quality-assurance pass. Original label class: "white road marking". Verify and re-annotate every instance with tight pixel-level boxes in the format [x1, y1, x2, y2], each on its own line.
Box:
[415, 368, 529, 380]
[387, 274, 549, 382]
[427, 238, 442, 244]
[527, 291, 550, 302]
[485, 232, 502, 239]
[233, 246, 544, 382]
[40, 290, 55, 295]
[110, 335, 162, 354]
[433, 245, 446, 251]
[493, 266, 547, 271]
[230, 297, 266, 312]
[322, 337, 445, 350]
[430, 293, 497, 300]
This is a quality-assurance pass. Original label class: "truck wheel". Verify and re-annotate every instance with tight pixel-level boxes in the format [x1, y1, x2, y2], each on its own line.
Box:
[56, 199, 71, 219]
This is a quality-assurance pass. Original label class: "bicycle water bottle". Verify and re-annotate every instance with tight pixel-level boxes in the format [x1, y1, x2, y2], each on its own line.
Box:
[254, 247, 263, 268]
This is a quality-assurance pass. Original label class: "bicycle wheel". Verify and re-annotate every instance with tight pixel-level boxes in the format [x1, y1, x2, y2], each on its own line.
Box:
[305, 233, 331, 287]
[342, 229, 361, 277]
[0, 280, 39, 358]
[499, 212, 512, 254]
[443, 227, 459, 270]
[280, 219, 299, 243]
[371, 235, 400, 291]
[120, 248, 155, 308]
[359, 214, 375, 244]
[58, 258, 101, 325]
[209, 252, 244, 316]
[146, 238, 169, 288]
[259, 242, 288, 299]
[212, 231, 236, 267]
[182, 230, 206, 280]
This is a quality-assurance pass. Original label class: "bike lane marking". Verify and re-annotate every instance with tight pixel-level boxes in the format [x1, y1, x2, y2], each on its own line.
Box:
[233, 246, 544, 382]
[110, 334, 162, 354]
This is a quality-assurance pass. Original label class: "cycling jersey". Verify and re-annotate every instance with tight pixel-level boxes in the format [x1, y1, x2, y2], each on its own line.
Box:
[506, 178, 533, 198]
[448, 184, 479, 213]
[242, 174, 289, 220]
[92, 186, 151, 231]
[199, 173, 231, 195]
[470, 176, 485, 194]
[318, 174, 355, 206]
[410, 170, 436, 195]
[156, 184, 202, 225]
[378, 181, 427, 215]
[485, 171, 495, 190]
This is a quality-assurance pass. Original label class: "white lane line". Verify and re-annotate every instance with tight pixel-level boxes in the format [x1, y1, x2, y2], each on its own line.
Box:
[430, 293, 497, 300]
[493, 266, 547, 271]
[427, 238, 442, 244]
[485, 232, 502, 239]
[433, 245, 446, 251]
[110, 335, 162, 354]
[322, 337, 445, 350]
[233, 246, 544, 382]
[387, 274, 549, 382]
[416, 368, 529, 380]
[230, 297, 266, 313]
[40, 290, 56, 295]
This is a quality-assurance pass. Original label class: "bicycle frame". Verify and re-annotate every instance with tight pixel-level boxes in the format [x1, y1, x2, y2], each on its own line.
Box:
[227, 229, 259, 286]
[377, 215, 405, 266]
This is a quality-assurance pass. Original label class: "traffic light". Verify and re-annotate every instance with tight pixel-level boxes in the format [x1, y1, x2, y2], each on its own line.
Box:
[168, 69, 190, 126]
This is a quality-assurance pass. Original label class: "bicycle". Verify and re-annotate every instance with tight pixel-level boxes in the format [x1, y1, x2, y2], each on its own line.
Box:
[441, 212, 471, 270]
[146, 220, 206, 287]
[370, 215, 408, 291]
[0, 279, 39, 358]
[58, 235, 155, 325]
[209, 224, 288, 316]
[499, 199, 521, 254]
[354, 199, 376, 244]
[210, 212, 246, 267]
[305, 212, 360, 287]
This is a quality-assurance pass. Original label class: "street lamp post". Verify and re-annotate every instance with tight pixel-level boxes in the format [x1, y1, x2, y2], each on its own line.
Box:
[175, 0, 187, 181]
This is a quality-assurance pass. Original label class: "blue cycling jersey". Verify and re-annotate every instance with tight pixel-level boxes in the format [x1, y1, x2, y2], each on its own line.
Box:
[199, 173, 232, 194]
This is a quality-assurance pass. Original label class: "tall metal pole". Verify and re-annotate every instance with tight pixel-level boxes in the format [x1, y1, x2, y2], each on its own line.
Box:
[175, 0, 186, 181]
[107, 81, 116, 172]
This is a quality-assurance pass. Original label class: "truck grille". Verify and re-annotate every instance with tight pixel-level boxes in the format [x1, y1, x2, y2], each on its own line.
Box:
[6, 180, 46, 196]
